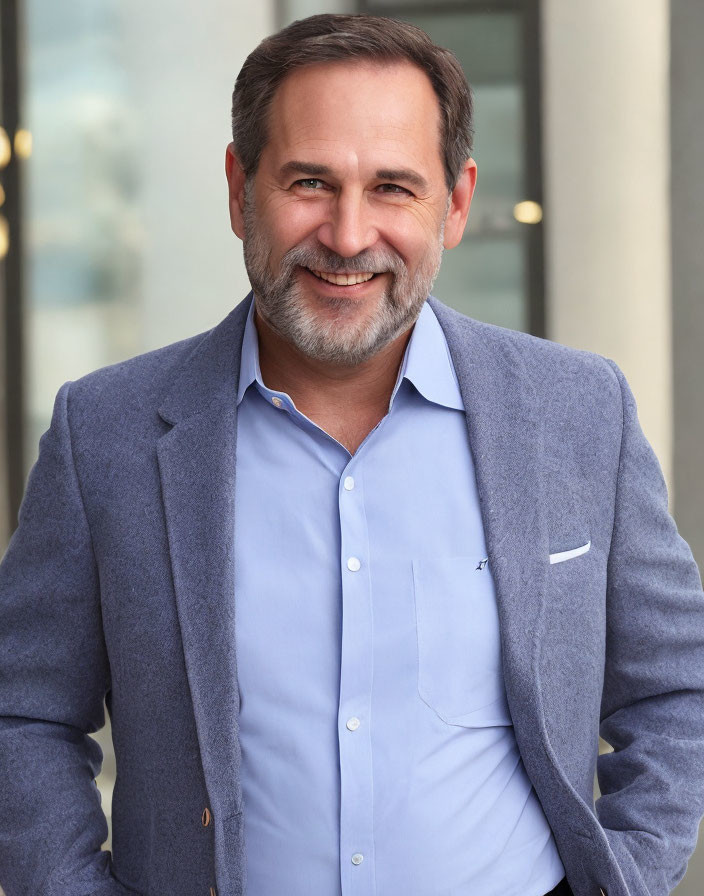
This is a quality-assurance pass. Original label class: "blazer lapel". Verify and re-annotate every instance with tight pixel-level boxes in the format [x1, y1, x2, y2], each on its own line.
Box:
[156, 294, 252, 821]
[429, 298, 549, 751]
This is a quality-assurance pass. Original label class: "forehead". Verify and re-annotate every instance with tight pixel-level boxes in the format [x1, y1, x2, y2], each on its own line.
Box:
[262, 60, 444, 179]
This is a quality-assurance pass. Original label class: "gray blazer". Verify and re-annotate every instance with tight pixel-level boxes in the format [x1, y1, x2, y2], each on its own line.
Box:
[1, 293, 703, 896]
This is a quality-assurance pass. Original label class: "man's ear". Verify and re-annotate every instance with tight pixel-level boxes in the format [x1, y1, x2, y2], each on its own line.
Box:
[443, 158, 477, 250]
[225, 142, 247, 240]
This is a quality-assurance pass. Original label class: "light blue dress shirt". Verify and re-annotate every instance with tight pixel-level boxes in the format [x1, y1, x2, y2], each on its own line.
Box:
[233, 297, 565, 895]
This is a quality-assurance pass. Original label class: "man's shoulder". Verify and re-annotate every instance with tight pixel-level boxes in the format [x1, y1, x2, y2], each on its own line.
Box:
[428, 296, 620, 393]
[67, 327, 212, 411]
[65, 296, 250, 426]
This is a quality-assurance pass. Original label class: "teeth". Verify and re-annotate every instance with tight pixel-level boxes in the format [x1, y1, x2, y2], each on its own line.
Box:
[311, 270, 375, 286]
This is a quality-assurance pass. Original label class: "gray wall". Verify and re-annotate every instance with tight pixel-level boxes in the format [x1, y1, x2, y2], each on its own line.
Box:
[671, 1, 704, 891]
[672, 0, 704, 575]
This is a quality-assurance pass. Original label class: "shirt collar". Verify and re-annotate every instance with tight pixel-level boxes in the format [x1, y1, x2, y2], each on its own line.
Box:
[391, 299, 465, 411]
[236, 295, 465, 412]
[237, 296, 263, 405]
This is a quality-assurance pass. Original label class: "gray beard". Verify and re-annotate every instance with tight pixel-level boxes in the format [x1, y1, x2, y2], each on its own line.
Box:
[241, 194, 446, 366]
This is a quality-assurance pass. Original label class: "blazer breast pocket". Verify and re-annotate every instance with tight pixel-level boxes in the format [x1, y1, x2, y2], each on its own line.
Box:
[549, 539, 591, 565]
[412, 556, 511, 727]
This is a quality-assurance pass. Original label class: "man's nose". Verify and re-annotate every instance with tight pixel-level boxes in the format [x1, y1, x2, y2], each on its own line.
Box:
[316, 190, 378, 259]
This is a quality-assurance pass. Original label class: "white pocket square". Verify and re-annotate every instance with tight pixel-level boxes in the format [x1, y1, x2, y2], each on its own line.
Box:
[549, 540, 591, 565]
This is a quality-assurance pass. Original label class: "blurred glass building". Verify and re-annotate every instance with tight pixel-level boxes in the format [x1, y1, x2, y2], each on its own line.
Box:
[0, 0, 702, 892]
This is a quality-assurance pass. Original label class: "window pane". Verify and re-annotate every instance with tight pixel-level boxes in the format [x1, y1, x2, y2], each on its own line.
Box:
[24, 2, 141, 462]
[368, 7, 531, 332]
[23, 0, 258, 472]
[434, 236, 526, 332]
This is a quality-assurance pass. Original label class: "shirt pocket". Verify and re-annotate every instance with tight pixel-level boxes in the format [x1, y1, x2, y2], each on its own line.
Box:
[412, 556, 511, 727]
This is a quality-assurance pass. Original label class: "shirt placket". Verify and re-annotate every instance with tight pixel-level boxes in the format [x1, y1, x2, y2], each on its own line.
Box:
[337, 459, 376, 895]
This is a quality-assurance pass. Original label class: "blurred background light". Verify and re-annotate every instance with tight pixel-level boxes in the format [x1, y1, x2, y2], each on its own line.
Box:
[513, 199, 543, 224]
[0, 128, 11, 168]
[14, 128, 33, 159]
[0, 216, 9, 259]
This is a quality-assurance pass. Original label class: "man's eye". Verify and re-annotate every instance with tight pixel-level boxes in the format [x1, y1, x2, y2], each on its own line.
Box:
[377, 183, 412, 195]
[295, 178, 326, 190]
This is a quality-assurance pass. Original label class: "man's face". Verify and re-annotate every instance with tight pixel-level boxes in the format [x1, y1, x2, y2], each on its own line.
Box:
[226, 60, 476, 366]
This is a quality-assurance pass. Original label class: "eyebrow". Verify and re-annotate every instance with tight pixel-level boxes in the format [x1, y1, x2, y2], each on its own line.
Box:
[279, 161, 335, 179]
[279, 161, 429, 193]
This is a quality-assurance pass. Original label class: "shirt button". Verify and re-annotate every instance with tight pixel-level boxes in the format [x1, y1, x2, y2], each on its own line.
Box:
[347, 557, 361, 572]
[343, 476, 355, 491]
[346, 717, 360, 731]
[351, 853, 364, 865]
[271, 396, 283, 408]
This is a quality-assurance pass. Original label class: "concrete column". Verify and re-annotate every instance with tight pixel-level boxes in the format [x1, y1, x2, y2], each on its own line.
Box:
[541, 0, 672, 489]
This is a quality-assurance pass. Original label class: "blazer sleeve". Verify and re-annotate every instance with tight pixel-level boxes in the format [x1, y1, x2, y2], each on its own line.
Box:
[596, 360, 704, 896]
[0, 382, 136, 896]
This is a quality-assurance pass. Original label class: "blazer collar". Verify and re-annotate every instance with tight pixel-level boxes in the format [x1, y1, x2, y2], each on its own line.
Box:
[157, 293, 253, 426]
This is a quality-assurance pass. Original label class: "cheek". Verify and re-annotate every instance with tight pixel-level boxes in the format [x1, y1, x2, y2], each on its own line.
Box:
[377, 205, 444, 264]
[262, 197, 328, 250]
[383, 225, 440, 272]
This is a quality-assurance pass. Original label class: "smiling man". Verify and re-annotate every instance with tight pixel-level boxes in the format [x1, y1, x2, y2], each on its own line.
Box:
[228, 56, 475, 452]
[1, 13, 704, 896]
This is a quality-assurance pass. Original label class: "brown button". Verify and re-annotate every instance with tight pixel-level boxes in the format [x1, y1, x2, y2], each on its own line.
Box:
[202, 807, 212, 827]
[209, 888, 217, 896]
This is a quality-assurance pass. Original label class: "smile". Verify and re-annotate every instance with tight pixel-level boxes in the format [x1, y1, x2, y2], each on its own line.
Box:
[307, 269, 377, 286]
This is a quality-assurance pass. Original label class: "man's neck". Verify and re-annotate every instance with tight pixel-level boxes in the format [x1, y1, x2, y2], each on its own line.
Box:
[253, 307, 413, 442]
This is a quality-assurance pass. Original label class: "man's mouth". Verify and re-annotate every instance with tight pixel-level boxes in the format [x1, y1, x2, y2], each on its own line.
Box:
[306, 268, 378, 286]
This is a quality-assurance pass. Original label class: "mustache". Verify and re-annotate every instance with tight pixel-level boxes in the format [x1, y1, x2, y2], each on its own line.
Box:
[279, 242, 406, 276]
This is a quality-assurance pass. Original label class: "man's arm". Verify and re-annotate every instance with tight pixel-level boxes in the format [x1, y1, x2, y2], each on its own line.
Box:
[0, 382, 135, 896]
[597, 360, 704, 896]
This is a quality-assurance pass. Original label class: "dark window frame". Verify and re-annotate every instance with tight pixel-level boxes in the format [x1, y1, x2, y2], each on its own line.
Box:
[1, 0, 25, 537]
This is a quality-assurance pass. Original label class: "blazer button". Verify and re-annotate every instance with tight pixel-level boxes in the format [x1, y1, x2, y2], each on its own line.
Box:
[202, 807, 212, 827]
[600, 889, 607, 896]
[209, 888, 217, 896]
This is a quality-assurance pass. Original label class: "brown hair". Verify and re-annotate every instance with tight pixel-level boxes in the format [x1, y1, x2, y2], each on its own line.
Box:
[231, 13, 473, 190]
